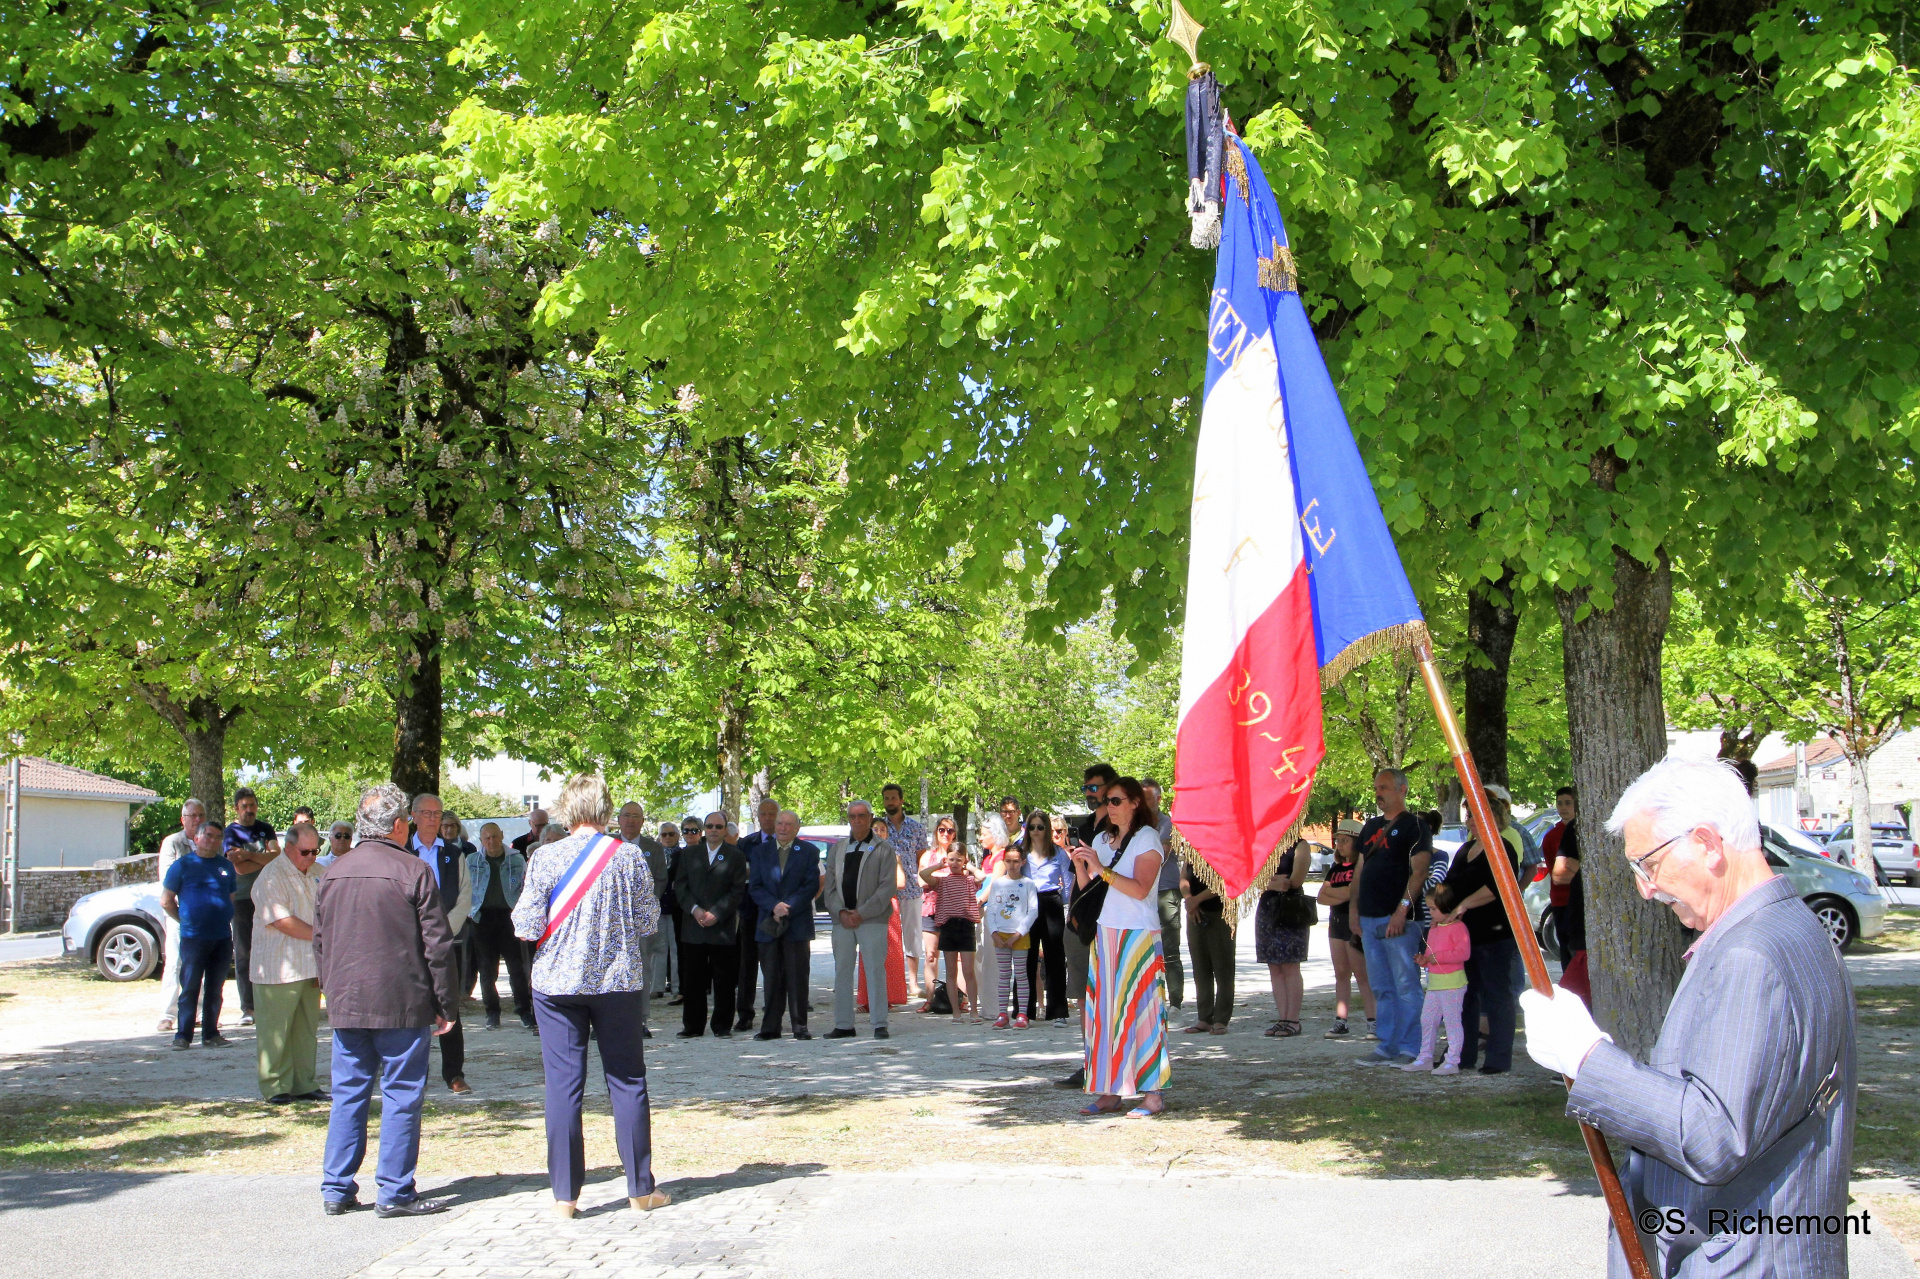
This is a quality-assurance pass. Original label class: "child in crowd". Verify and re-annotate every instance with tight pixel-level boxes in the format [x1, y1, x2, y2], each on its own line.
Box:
[981, 845, 1039, 1028]
[1403, 882, 1470, 1075]
[922, 842, 983, 1022]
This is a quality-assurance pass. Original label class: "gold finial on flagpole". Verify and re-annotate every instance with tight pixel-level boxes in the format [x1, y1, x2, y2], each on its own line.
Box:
[1168, 0, 1207, 74]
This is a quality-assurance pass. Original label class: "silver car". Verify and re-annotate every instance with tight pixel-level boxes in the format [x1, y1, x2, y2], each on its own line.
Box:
[61, 882, 167, 981]
[1522, 823, 1884, 954]
[1824, 822, 1919, 886]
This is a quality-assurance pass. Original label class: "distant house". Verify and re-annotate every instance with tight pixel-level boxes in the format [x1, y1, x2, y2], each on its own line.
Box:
[8, 758, 160, 869]
[1752, 733, 1920, 832]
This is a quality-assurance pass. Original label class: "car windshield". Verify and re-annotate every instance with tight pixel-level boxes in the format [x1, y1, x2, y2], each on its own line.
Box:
[1766, 825, 1830, 858]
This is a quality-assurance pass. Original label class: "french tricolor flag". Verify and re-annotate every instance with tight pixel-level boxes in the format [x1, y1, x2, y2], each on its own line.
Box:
[1173, 136, 1428, 901]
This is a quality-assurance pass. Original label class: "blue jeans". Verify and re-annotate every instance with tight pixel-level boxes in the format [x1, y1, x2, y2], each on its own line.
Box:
[174, 933, 232, 1043]
[323, 1026, 430, 1207]
[1360, 916, 1425, 1058]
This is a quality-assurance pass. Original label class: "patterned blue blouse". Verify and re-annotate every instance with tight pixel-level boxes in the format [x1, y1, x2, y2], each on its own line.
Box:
[511, 829, 660, 996]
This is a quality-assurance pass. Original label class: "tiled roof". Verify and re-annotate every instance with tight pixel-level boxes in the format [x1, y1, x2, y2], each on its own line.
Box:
[1754, 738, 1845, 780]
[14, 757, 161, 803]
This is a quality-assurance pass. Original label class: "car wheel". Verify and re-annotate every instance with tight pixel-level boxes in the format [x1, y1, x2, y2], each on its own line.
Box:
[1804, 897, 1856, 952]
[1536, 912, 1560, 963]
[96, 923, 159, 982]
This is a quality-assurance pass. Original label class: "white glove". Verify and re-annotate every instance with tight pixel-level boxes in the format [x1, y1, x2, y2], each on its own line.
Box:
[1520, 985, 1610, 1079]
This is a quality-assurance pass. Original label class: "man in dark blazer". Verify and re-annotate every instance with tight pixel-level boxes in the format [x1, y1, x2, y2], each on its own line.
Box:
[733, 798, 780, 1032]
[747, 809, 820, 1040]
[1522, 758, 1855, 1279]
[821, 799, 899, 1040]
[671, 810, 749, 1038]
[315, 782, 457, 1217]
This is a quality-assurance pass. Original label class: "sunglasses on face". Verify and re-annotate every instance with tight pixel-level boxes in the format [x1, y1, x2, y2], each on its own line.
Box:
[1027, 821, 1047, 830]
[1082, 782, 1101, 792]
[704, 823, 725, 830]
[1103, 795, 1131, 807]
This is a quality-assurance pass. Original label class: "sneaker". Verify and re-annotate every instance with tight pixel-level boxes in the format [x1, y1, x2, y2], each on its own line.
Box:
[1013, 1016, 1029, 1029]
[992, 1015, 1010, 1029]
[1432, 1063, 1461, 1076]
[1364, 1020, 1380, 1041]
[1399, 1059, 1434, 1073]
[1393, 1054, 1417, 1065]
[1354, 1052, 1398, 1068]
[239, 1013, 254, 1027]
[170, 1038, 193, 1051]
[1324, 1020, 1349, 1039]
[204, 1034, 233, 1049]
[485, 1012, 501, 1030]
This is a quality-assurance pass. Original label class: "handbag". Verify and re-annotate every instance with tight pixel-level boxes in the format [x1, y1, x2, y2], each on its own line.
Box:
[928, 980, 952, 1015]
[1067, 829, 1137, 944]
[1274, 889, 1318, 930]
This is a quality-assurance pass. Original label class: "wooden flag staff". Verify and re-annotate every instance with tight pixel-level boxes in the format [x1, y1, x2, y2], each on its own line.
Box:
[1412, 640, 1655, 1279]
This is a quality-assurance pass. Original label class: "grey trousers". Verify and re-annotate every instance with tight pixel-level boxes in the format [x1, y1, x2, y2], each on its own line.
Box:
[832, 916, 890, 1029]
[1157, 889, 1185, 1007]
[639, 915, 674, 1022]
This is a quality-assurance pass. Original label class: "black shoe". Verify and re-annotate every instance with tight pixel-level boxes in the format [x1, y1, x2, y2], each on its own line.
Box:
[713, 1029, 732, 1039]
[267, 1094, 296, 1105]
[823, 1027, 857, 1039]
[485, 1012, 501, 1029]
[519, 1012, 537, 1029]
[295, 1090, 331, 1102]
[675, 1029, 703, 1039]
[735, 1016, 756, 1033]
[666, 996, 685, 1006]
[1477, 1065, 1509, 1076]
[639, 1026, 652, 1039]
[375, 1198, 450, 1218]
[171, 1038, 193, 1052]
[323, 1196, 359, 1216]
[204, 1034, 233, 1048]
[793, 1028, 813, 1040]
[872, 1027, 890, 1040]
[754, 1030, 781, 1041]
[1055, 1067, 1086, 1088]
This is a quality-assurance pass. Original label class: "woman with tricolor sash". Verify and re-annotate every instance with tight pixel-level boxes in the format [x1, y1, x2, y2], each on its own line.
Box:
[511, 772, 670, 1219]
[1068, 775, 1172, 1117]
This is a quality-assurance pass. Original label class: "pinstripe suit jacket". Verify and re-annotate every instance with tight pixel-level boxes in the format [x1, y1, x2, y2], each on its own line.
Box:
[1567, 875, 1855, 1277]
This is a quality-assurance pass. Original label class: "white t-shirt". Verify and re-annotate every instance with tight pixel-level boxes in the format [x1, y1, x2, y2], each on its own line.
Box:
[1094, 826, 1166, 933]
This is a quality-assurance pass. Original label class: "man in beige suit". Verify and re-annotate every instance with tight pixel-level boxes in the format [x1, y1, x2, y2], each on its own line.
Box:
[821, 800, 899, 1040]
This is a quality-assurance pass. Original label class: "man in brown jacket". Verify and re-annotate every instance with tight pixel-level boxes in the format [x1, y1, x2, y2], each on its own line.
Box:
[315, 782, 458, 1217]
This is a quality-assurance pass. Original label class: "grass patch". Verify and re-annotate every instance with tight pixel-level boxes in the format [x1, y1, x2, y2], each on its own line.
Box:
[1857, 985, 1920, 1029]
[1857, 910, 1920, 954]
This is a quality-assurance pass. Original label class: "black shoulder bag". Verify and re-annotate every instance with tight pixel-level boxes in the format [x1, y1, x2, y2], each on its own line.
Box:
[1067, 829, 1138, 945]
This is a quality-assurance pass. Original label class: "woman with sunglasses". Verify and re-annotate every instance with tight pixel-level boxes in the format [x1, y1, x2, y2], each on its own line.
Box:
[917, 818, 961, 1005]
[1021, 810, 1070, 1022]
[1067, 776, 1171, 1117]
[1429, 784, 1525, 1074]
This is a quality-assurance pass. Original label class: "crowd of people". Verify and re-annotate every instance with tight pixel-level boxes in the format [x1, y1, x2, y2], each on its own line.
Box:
[145, 759, 1591, 1213]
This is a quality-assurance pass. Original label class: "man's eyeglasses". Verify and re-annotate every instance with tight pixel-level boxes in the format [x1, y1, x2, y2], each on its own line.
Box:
[704, 823, 725, 830]
[1082, 781, 1102, 793]
[1628, 831, 1689, 887]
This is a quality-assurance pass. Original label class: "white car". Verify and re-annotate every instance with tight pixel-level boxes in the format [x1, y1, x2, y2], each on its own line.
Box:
[61, 882, 167, 981]
[1824, 822, 1919, 886]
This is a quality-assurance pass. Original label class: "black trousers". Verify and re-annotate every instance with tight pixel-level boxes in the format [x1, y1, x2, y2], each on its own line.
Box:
[681, 941, 738, 1036]
[231, 899, 256, 1013]
[1460, 934, 1519, 1072]
[436, 937, 466, 1084]
[1026, 891, 1068, 1020]
[758, 936, 810, 1035]
[472, 907, 532, 1019]
[734, 900, 760, 1024]
[534, 990, 654, 1202]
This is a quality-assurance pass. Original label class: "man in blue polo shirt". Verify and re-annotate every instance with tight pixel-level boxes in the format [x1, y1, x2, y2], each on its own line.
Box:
[163, 821, 240, 1049]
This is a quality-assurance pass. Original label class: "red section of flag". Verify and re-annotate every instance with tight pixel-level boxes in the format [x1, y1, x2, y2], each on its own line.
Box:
[1171, 563, 1325, 897]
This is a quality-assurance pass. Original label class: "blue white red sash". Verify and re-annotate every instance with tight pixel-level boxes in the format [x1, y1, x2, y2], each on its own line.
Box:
[541, 832, 621, 943]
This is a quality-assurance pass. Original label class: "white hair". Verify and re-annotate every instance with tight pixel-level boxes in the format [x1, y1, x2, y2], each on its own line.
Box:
[355, 782, 409, 840]
[978, 813, 1009, 850]
[410, 792, 441, 814]
[1606, 758, 1760, 852]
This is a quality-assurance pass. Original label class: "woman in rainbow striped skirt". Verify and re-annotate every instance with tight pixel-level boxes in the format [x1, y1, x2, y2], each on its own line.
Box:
[1068, 775, 1172, 1117]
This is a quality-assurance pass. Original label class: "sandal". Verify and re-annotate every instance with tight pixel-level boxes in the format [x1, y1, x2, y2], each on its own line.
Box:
[1276, 1020, 1302, 1037]
[1126, 1104, 1165, 1118]
[1263, 1021, 1285, 1037]
[1080, 1099, 1123, 1116]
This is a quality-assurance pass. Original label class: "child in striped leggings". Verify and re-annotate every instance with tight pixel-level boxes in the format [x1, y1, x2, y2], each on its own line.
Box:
[981, 846, 1040, 1028]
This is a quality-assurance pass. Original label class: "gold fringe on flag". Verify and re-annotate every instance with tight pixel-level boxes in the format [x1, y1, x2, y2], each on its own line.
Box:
[1319, 619, 1431, 689]
[1224, 141, 1250, 204]
[1171, 793, 1310, 936]
[1258, 240, 1298, 293]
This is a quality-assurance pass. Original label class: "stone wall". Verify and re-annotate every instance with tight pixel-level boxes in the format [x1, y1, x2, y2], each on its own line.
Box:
[10, 853, 159, 933]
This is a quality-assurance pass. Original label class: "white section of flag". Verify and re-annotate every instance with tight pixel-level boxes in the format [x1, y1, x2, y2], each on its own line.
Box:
[1177, 325, 1306, 721]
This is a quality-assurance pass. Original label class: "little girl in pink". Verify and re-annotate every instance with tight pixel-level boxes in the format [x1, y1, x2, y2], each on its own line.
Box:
[1403, 883, 1471, 1075]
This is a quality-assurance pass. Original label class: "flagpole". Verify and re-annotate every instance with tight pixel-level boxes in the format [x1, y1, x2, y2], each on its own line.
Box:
[1412, 640, 1653, 1279]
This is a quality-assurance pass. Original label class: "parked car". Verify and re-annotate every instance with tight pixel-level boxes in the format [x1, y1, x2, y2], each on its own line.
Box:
[1523, 823, 1885, 955]
[1824, 822, 1919, 886]
[61, 882, 167, 981]
[1302, 840, 1333, 879]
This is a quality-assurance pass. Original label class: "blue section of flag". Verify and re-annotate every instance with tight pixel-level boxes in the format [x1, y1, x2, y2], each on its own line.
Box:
[1222, 136, 1425, 671]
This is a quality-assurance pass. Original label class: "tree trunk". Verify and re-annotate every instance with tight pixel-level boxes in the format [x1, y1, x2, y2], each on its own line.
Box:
[1431, 768, 1462, 825]
[1846, 755, 1873, 872]
[390, 630, 443, 796]
[1464, 568, 1521, 788]
[716, 686, 748, 822]
[181, 699, 232, 827]
[1558, 546, 1687, 1059]
[747, 764, 775, 810]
